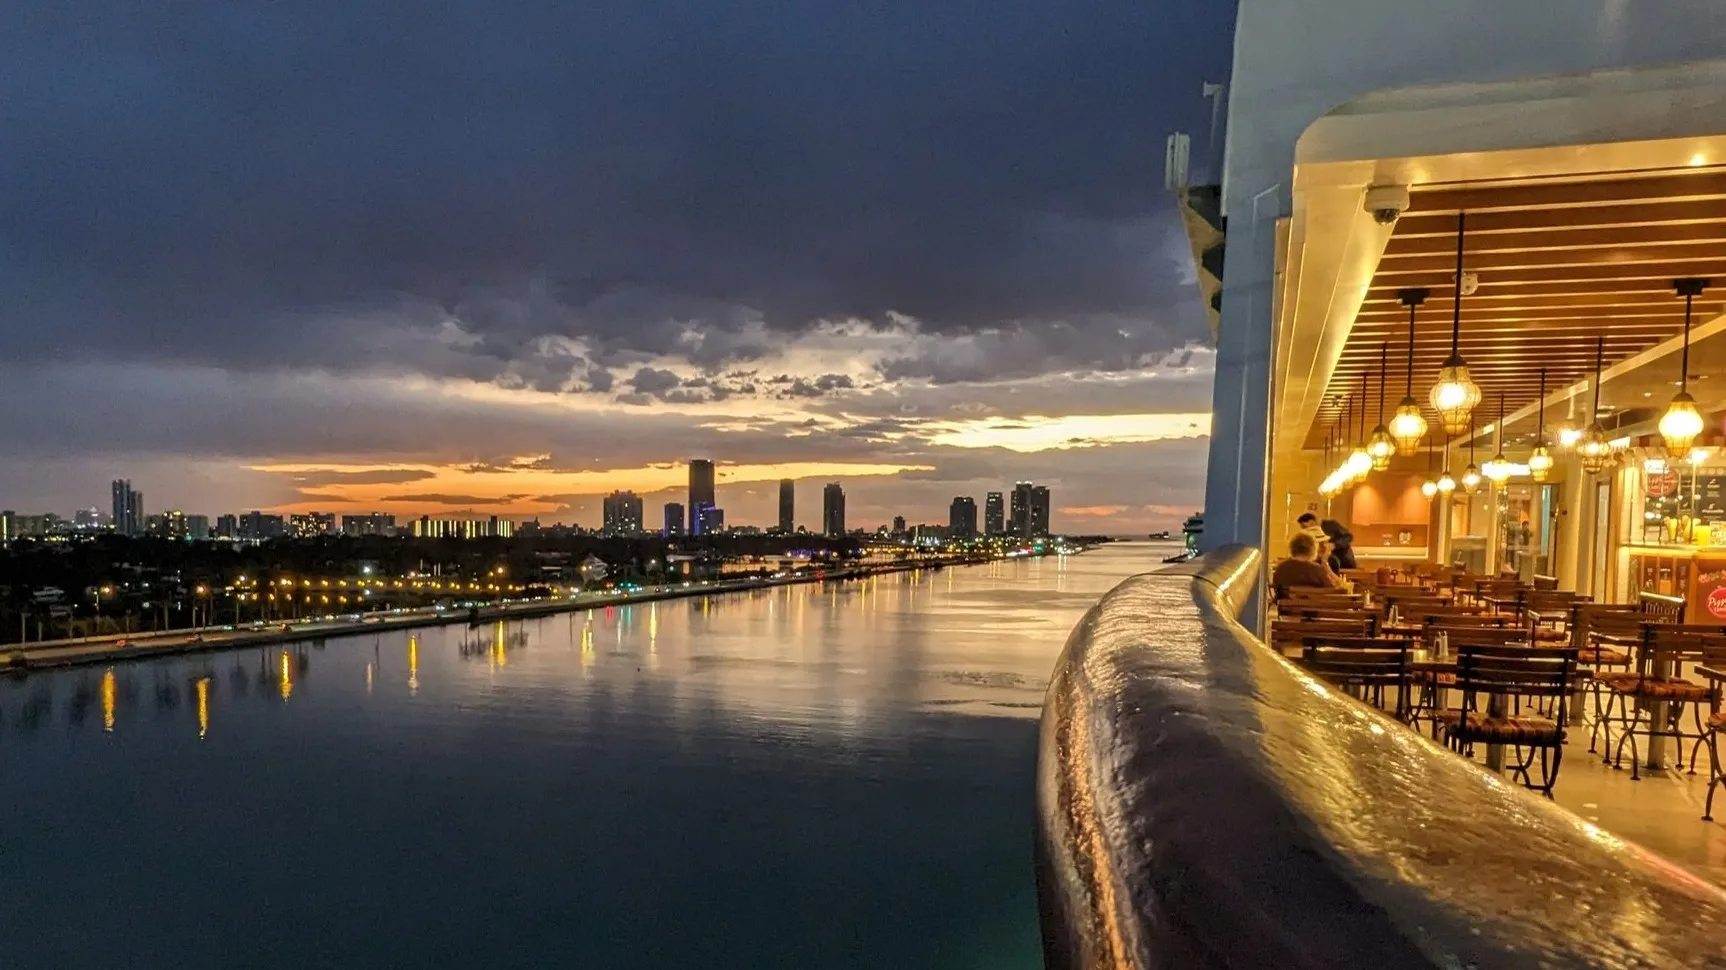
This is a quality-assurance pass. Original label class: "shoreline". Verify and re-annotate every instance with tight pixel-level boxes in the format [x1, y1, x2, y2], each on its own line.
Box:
[4, 548, 1087, 672]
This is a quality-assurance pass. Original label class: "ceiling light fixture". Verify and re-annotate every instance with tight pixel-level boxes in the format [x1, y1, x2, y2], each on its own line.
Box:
[1461, 413, 1482, 495]
[1660, 278, 1710, 459]
[1345, 378, 1373, 484]
[1579, 336, 1614, 474]
[1389, 288, 1430, 455]
[1421, 434, 1439, 499]
[1528, 369, 1554, 483]
[1429, 212, 1481, 437]
[1482, 392, 1514, 486]
[1368, 341, 1396, 471]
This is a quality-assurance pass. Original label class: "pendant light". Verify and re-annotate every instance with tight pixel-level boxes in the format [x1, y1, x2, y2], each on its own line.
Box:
[1578, 336, 1614, 474]
[1659, 278, 1710, 459]
[1318, 421, 1344, 498]
[1460, 413, 1482, 494]
[1483, 392, 1513, 486]
[1528, 368, 1554, 482]
[1390, 288, 1430, 455]
[1367, 342, 1397, 470]
[1437, 431, 1457, 496]
[1421, 435, 1439, 499]
[1345, 378, 1373, 484]
[1430, 212, 1482, 436]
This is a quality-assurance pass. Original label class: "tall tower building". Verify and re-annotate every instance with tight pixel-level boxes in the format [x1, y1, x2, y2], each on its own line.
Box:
[1010, 482, 1034, 536]
[822, 483, 846, 537]
[778, 479, 795, 534]
[984, 492, 1005, 535]
[688, 459, 716, 534]
[663, 502, 686, 536]
[948, 497, 978, 538]
[1031, 485, 1051, 536]
[111, 479, 142, 537]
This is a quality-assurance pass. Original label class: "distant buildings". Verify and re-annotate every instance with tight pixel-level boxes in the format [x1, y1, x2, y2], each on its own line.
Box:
[778, 479, 795, 534]
[697, 504, 726, 535]
[948, 497, 977, 538]
[688, 459, 715, 534]
[148, 510, 209, 539]
[602, 490, 645, 535]
[663, 502, 685, 537]
[290, 512, 337, 538]
[216, 514, 239, 539]
[72, 508, 103, 531]
[1009, 482, 1052, 536]
[238, 511, 287, 541]
[985, 492, 1005, 536]
[0, 510, 12, 544]
[111, 479, 142, 537]
[822, 483, 846, 537]
[411, 516, 514, 539]
[892, 515, 906, 536]
[342, 512, 396, 537]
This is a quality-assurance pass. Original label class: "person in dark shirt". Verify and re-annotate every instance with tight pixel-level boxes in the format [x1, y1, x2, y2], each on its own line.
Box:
[1272, 533, 1341, 592]
[1320, 519, 1357, 573]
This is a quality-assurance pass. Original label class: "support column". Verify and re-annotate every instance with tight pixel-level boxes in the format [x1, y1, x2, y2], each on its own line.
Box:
[1555, 465, 1585, 591]
[1200, 184, 1284, 555]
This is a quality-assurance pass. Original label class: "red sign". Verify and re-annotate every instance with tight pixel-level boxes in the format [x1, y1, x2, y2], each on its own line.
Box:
[1648, 469, 1680, 498]
[1708, 585, 1726, 621]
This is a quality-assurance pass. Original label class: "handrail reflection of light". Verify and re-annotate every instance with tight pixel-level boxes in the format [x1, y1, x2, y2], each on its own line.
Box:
[279, 650, 293, 701]
[101, 668, 116, 733]
[408, 635, 420, 694]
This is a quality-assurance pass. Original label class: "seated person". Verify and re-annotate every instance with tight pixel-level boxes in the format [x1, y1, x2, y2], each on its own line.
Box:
[1272, 533, 1341, 591]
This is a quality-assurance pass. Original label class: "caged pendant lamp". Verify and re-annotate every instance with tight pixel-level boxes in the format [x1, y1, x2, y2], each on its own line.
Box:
[1578, 335, 1614, 474]
[1368, 342, 1397, 470]
[1660, 278, 1710, 459]
[1345, 377, 1373, 484]
[1528, 369, 1554, 482]
[1437, 431, 1457, 496]
[1460, 414, 1482, 495]
[1482, 392, 1513, 486]
[1389, 288, 1431, 455]
[1430, 213, 1482, 436]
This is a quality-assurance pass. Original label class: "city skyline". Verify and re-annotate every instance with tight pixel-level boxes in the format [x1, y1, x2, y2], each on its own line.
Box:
[0, 1, 1229, 534]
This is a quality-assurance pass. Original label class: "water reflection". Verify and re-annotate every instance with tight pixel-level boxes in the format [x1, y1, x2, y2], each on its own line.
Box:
[0, 546, 1167, 970]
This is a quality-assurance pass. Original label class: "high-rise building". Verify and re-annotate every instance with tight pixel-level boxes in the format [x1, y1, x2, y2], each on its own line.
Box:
[111, 479, 143, 537]
[697, 505, 726, 534]
[238, 511, 286, 541]
[184, 514, 211, 539]
[822, 483, 846, 537]
[290, 512, 337, 538]
[0, 510, 13, 544]
[342, 512, 396, 537]
[948, 497, 978, 538]
[663, 502, 686, 536]
[73, 508, 103, 531]
[215, 514, 239, 539]
[1010, 482, 1034, 536]
[411, 517, 512, 539]
[602, 490, 644, 535]
[688, 459, 716, 534]
[1031, 485, 1051, 536]
[985, 492, 1005, 536]
[778, 479, 795, 534]
[892, 515, 906, 536]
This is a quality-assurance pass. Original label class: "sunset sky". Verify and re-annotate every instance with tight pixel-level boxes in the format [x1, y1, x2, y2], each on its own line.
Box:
[0, 1, 1233, 534]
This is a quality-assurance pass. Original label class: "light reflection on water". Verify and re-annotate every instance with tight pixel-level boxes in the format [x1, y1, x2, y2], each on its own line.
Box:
[0, 544, 1163, 969]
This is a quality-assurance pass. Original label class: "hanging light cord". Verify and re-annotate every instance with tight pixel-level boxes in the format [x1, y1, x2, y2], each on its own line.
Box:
[1378, 342, 1388, 424]
[1450, 212, 1466, 356]
[1681, 286, 1694, 395]
[1405, 299, 1417, 394]
[1591, 336, 1605, 415]
[1537, 369, 1546, 435]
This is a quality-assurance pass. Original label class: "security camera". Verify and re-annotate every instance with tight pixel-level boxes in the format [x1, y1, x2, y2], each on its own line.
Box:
[1364, 185, 1411, 226]
[1459, 271, 1480, 296]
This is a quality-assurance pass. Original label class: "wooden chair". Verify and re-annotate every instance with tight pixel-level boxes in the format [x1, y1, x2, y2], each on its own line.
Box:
[1639, 590, 1687, 624]
[1598, 627, 1726, 779]
[1441, 644, 1578, 796]
[1271, 617, 1375, 650]
[1299, 636, 1417, 720]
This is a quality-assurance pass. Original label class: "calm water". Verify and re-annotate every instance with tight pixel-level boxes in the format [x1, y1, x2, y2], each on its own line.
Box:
[0, 543, 1164, 969]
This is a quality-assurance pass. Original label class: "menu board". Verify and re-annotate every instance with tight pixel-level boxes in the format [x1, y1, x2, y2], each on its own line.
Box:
[1698, 474, 1726, 526]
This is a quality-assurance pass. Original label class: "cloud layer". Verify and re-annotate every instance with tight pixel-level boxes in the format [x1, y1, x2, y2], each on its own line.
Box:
[0, 0, 1233, 531]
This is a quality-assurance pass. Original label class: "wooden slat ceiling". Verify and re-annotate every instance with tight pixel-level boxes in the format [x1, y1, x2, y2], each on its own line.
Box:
[1307, 168, 1726, 449]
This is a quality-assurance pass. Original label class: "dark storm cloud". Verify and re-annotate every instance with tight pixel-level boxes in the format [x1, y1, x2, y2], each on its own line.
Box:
[0, 0, 1228, 383]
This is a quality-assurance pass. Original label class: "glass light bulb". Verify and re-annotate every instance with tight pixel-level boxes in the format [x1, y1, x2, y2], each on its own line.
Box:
[1367, 426, 1397, 470]
[1421, 479, 1439, 499]
[1659, 392, 1705, 459]
[1556, 423, 1582, 449]
[1388, 399, 1427, 456]
[1429, 357, 1482, 437]
[1483, 453, 1513, 484]
[1346, 448, 1373, 481]
[1436, 471, 1457, 494]
[1578, 424, 1613, 474]
[1461, 464, 1481, 494]
[1527, 446, 1554, 482]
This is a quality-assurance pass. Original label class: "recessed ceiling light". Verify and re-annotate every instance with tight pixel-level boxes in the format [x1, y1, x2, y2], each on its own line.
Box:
[1643, 391, 1654, 398]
